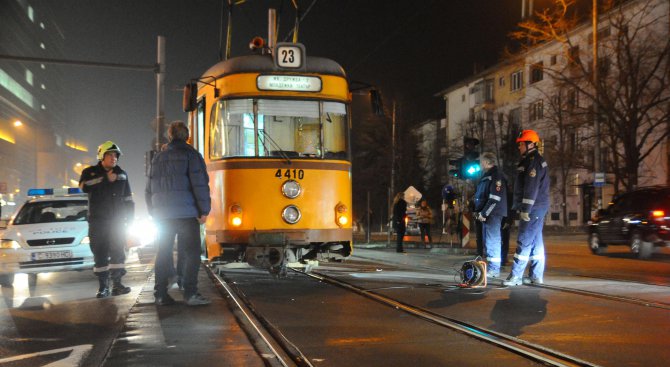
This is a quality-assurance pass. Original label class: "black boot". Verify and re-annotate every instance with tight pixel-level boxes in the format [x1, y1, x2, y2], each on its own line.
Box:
[111, 278, 131, 296]
[96, 273, 110, 298]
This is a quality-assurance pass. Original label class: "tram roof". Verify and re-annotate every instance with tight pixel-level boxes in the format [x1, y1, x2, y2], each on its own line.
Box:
[200, 54, 347, 80]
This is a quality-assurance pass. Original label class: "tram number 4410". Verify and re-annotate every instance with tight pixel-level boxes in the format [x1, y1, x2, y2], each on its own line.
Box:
[275, 169, 305, 180]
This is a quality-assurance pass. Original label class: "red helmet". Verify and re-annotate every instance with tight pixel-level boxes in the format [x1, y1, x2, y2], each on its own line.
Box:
[516, 129, 540, 144]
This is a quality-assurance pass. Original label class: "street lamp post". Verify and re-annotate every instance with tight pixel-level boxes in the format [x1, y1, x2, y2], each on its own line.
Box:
[593, 0, 602, 209]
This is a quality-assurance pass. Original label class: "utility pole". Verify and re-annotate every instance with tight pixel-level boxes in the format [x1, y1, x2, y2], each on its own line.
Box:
[156, 36, 166, 153]
[391, 100, 397, 198]
[593, 0, 603, 209]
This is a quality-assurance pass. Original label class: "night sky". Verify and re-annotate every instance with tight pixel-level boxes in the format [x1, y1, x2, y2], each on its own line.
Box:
[32, 0, 530, 214]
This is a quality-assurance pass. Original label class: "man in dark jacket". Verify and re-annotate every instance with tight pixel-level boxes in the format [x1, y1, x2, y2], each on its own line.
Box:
[473, 152, 507, 278]
[79, 141, 135, 298]
[503, 129, 550, 286]
[147, 121, 211, 306]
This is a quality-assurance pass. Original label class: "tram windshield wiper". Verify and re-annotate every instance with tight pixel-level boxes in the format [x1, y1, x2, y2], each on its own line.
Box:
[259, 130, 291, 165]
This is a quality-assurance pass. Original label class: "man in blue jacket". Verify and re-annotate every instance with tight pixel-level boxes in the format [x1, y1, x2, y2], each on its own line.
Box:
[473, 152, 507, 278]
[503, 130, 550, 286]
[146, 121, 211, 306]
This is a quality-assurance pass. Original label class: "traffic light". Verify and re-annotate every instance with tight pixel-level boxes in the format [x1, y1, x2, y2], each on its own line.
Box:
[462, 160, 481, 178]
[463, 137, 480, 160]
[462, 137, 481, 179]
[370, 89, 384, 116]
[448, 157, 463, 178]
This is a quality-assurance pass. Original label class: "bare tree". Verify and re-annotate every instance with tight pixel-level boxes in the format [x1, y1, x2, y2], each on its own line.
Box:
[511, 0, 670, 191]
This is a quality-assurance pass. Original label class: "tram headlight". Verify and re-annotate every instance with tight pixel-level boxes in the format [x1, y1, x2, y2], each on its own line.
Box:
[282, 205, 301, 224]
[281, 180, 301, 199]
[230, 204, 243, 227]
[335, 203, 349, 227]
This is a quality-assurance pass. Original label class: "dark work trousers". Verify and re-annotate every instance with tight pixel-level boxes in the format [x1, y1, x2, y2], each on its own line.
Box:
[475, 219, 484, 257]
[419, 223, 432, 244]
[395, 222, 406, 252]
[154, 217, 201, 298]
[501, 218, 510, 266]
[88, 220, 127, 280]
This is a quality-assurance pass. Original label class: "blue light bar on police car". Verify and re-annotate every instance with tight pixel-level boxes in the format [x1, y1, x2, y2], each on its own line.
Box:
[27, 188, 82, 196]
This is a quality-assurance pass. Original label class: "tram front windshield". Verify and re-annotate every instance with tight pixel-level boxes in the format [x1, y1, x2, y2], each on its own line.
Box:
[210, 99, 349, 160]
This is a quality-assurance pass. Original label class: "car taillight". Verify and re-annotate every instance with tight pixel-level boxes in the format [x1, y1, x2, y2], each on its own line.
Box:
[651, 210, 665, 218]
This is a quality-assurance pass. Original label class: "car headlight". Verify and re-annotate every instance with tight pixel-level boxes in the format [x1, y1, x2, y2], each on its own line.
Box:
[127, 219, 158, 247]
[282, 205, 301, 224]
[335, 203, 349, 227]
[281, 180, 301, 199]
[0, 239, 21, 249]
[81, 236, 90, 245]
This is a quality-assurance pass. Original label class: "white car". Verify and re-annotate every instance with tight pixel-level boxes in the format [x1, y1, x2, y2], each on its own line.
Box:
[0, 188, 94, 287]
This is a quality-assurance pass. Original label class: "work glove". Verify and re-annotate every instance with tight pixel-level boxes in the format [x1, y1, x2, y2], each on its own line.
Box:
[519, 212, 531, 222]
[477, 213, 486, 222]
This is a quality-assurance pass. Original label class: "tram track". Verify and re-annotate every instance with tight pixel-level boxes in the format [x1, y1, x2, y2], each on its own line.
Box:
[207, 257, 666, 366]
[352, 252, 670, 311]
[206, 265, 308, 367]
[302, 269, 601, 367]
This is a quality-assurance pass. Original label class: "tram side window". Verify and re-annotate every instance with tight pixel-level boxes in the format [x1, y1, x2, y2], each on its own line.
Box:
[322, 102, 348, 160]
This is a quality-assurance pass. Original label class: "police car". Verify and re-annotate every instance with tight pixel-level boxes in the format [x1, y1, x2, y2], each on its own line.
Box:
[0, 188, 94, 286]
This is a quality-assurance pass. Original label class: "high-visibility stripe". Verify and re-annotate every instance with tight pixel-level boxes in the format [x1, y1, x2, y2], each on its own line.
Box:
[93, 266, 109, 272]
[485, 204, 496, 216]
[83, 177, 103, 186]
[487, 257, 501, 263]
[517, 166, 525, 172]
[522, 198, 535, 204]
[514, 253, 530, 261]
[529, 254, 545, 260]
[489, 194, 501, 201]
[541, 162, 548, 168]
[109, 263, 126, 269]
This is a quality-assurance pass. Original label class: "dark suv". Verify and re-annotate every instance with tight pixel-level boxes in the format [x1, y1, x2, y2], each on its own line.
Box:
[588, 186, 670, 259]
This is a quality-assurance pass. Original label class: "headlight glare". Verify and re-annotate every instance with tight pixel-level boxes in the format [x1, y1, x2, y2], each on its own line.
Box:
[0, 239, 21, 249]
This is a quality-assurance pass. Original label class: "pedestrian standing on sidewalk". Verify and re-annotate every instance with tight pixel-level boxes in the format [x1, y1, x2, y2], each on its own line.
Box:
[392, 192, 407, 253]
[147, 121, 212, 306]
[417, 200, 433, 247]
[79, 141, 134, 298]
[473, 152, 507, 278]
[503, 130, 550, 286]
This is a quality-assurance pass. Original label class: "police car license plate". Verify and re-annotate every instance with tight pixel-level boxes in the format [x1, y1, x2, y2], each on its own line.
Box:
[32, 250, 73, 261]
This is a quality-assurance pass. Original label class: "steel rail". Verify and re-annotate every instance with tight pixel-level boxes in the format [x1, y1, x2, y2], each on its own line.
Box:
[303, 269, 601, 367]
[352, 253, 670, 311]
[207, 266, 314, 367]
[205, 266, 300, 367]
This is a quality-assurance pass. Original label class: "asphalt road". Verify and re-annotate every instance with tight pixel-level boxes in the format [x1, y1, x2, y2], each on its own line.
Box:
[0, 236, 668, 366]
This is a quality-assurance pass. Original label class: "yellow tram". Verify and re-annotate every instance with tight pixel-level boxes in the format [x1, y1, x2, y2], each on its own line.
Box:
[183, 40, 353, 274]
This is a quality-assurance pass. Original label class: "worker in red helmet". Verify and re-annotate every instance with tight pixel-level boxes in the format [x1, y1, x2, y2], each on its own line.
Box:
[503, 130, 550, 286]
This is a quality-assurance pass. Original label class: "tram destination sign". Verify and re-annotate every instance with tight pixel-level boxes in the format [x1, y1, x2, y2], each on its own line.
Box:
[257, 75, 322, 92]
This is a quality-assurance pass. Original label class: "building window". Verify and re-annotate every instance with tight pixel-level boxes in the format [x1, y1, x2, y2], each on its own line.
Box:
[28, 6, 34, 22]
[568, 45, 581, 66]
[40, 22, 45, 29]
[461, 94, 465, 102]
[40, 83, 46, 90]
[25, 69, 33, 86]
[530, 62, 543, 84]
[498, 76, 505, 87]
[511, 70, 523, 91]
[550, 55, 557, 65]
[529, 100, 543, 121]
[551, 212, 560, 221]
[40, 42, 46, 50]
[509, 107, 521, 126]
[40, 64, 46, 70]
[567, 89, 578, 110]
